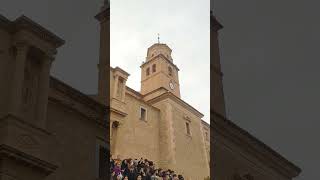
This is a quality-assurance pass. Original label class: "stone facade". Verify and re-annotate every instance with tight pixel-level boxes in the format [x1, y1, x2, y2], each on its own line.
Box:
[0, 3, 109, 180]
[107, 46, 211, 179]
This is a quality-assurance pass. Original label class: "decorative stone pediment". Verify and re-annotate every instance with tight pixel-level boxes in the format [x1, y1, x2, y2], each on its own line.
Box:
[17, 134, 39, 150]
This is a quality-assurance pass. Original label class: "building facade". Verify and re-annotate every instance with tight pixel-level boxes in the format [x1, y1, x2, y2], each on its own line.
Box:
[0, 2, 209, 179]
[0, 3, 109, 180]
[107, 42, 211, 179]
[211, 13, 301, 180]
[0, 0, 302, 179]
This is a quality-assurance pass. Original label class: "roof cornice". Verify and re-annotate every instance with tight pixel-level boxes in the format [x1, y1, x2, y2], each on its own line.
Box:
[0, 144, 58, 175]
[147, 92, 204, 118]
[212, 111, 301, 178]
[113, 66, 130, 76]
[49, 76, 108, 128]
[0, 14, 65, 48]
[140, 54, 180, 71]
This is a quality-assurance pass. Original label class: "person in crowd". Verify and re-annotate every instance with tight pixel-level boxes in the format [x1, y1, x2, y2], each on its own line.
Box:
[110, 156, 184, 180]
[117, 174, 123, 180]
[136, 174, 143, 180]
[113, 161, 124, 177]
[111, 171, 116, 180]
[172, 174, 179, 180]
[178, 174, 184, 180]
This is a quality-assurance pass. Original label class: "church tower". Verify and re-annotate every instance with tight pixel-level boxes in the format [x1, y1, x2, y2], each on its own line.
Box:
[211, 12, 226, 117]
[140, 42, 181, 97]
[96, 0, 110, 104]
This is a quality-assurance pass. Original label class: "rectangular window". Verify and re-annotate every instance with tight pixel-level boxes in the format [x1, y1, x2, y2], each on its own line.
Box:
[140, 107, 147, 121]
[146, 68, 150, 76]
[186, 122, 191, 135]
[152, 64, 156, 72]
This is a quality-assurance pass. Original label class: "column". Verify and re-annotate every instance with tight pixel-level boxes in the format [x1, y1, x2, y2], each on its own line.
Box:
[36, 52, 54, 128]
[9, 42, 29, 116]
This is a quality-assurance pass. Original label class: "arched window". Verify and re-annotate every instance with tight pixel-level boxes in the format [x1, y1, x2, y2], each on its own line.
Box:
[146, 67, 150, 76]
[168, 66, 172, 76]
[152, 64, 156, 72]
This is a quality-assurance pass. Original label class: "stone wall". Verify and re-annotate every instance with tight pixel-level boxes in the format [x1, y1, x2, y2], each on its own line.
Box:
[152, 98, 210, 180]
[111, 92, 161, 164]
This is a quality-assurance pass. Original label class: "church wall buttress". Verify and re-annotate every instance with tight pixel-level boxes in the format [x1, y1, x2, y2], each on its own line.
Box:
[153, 101, 176, 169]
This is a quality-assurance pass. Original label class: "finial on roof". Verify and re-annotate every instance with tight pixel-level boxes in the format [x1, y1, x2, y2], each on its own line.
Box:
[157, 33, 160, 44]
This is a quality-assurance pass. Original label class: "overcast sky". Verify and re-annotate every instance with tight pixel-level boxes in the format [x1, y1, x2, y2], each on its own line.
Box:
[213, 0, 320, 180]
[0, 0, 210, 124]
[111, 0, 210, 123]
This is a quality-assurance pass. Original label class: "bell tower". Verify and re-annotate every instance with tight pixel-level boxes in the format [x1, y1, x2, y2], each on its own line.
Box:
[140, 42, 181, 98]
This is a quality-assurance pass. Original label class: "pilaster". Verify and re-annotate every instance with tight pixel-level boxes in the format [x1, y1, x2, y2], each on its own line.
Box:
[157, 101, 176, 169]
[9, 42, 29, 116]
[35, 52, 54, 129]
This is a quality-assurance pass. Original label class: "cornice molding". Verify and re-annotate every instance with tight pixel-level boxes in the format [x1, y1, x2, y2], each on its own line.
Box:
[0, 14, 65, 48]
[0, 144, 58, 175]
[110, 107, 127, 117]
[147, 92, 204, 118]
[49, 76, 108, 128]
[141, 87, 168, 97]
[126, 86, 142, 98]
[140, 54, 180, 71]
[0, 113, 53, 136]
[112, 66, 130, 77]
[212, 111, 301, 178]
[0, 14, 11, 32]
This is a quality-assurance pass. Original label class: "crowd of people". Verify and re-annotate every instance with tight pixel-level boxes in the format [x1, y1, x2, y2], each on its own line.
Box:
[110, 157, 185, 180]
